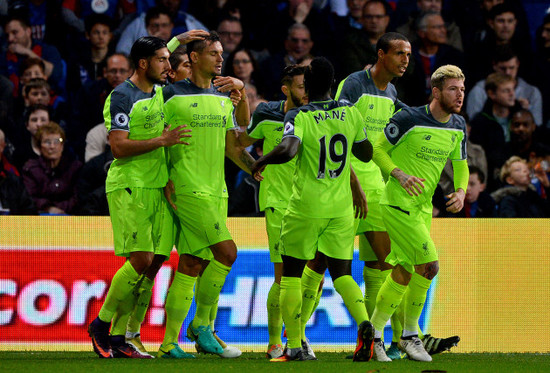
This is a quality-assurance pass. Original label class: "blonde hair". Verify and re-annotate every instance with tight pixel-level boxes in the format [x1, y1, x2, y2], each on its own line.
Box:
[431, 65, 465, 90]
[500, 155, 526, 182]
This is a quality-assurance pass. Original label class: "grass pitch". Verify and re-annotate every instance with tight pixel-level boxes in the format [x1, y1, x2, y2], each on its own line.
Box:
[2, 352, 550, 373]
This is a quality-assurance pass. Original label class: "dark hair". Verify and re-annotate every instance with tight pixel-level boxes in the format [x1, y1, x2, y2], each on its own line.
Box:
[217, 16, 241, 29]
[5, 15, 30, 29]
[488, 3, 516, 20]
[187, 31, 221, 57]
[25, 104, 50, 123]
[23, 78, 50, 96]
[224, 47, 258, 76]
[511, 107, 535, 123]
[84, 13, 113, 34]
[376, 32, 409, 54]
[492, 45, 518, 64]
[19, 57, 45, 76]
[130, 36, 167, 68]
[364, 0, 392, 17]
[281, 64, 307, 86]
[304, 57, 334, 96]
[169, 45, 187, 70]
[145, 5, 173, 27]
[469, 165, 486, 184]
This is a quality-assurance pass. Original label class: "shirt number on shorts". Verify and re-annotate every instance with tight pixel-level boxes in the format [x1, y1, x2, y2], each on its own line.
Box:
[317, 134, 348, 179]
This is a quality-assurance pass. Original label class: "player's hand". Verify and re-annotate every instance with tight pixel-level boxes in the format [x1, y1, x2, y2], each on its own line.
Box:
[229, 89, 242, 106]
[351, 180, 368, 219]
[175, 29, 210, 45]
[161, 124, 192, 146]
[445, 188, 465, 213]
[213, 76, 244, 93]
[251, 162, 265, 182]
[164, 180, 177, 210]
[393, 169, 425, 196]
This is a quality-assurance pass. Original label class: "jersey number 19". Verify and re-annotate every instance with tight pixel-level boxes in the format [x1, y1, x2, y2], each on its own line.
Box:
[317, 134, 348, 179]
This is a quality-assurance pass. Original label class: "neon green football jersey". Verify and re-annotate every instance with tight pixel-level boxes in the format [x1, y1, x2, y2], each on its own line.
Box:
[104, 79, 168, 193]
[283, 99, 369, 218]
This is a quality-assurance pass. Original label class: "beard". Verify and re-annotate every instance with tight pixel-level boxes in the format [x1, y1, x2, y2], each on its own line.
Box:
[290, 92, 304, 107]
[146, 69, 167, 85]
[439, 95, 461, 114]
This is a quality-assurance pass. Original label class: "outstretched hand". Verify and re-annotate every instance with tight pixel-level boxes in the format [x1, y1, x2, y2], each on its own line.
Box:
[162, 124, 192, 146]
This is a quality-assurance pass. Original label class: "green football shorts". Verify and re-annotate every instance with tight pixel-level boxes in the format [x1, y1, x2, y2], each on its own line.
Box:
[171, 192, 231, 260]
[107, 187, 163, 257]
[280, 211, 355, 261]
[265, 207, 285, 263]
[156, 198, 180, 258]
[355, 188, 386, 261]
[381, 204, 437, 274]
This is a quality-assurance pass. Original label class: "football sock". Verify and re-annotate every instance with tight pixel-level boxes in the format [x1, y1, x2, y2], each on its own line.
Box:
[267, 282, 283, 346]
[126, 276, 154, 334]
[371, 275, 406, 332]
[98, 260, 140, 323]
[403, 273, 431, 332]
[192, 260, 230, 329]
[363, 266, 383, 317]
[110, 287, 138, 336]
[162, 271, 196, 346]
[300, 266, 323, 340]
[333, 275, 369, 325]
[280, 276, 302, 349]
[381, 269, 404, 343]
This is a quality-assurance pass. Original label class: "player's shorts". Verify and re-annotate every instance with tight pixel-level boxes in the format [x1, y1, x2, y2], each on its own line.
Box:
[280, 211, 355, 261]
[156, 199, 181, 258]
[381, 204, 437, 274]
[355, 188, 385, 234]
[107, 187, 163, 257]
[171, 192, 231, 260]
[265, 207, 285, 263]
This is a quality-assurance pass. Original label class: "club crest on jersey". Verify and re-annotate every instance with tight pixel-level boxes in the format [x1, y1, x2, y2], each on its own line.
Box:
[387, 123, 399, 138]
[221, 100, 225, 108]
[114, 113, 129, 126]
[284, 122, 294, 135]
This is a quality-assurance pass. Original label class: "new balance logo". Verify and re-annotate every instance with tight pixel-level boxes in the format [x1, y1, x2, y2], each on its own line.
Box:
[423, 135, 431, 140]
[369, 104, 374, 109]
[143, 106, 148, 111]
[190, 103, 198, 107]
[274, 127, 283, 132]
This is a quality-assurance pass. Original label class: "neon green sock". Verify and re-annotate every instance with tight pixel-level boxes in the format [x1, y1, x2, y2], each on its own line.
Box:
[98, 261, 140, 323]
[403, 273, 431, 332]
[280, 276, 302, 349]
[267, 282, 283, 345]
[110, 286, 139, 336]
[371, 275, 407, 332]
[300, 266, 323, 340]
[377, 269, 402, 342]
[192, 260, 230, 329]
[127, 276, 154, 334]
[313, 287, 323, 314]
[363, 266, 383, 318]
[333, 275, 369, 325]
[162, 272, 196, 346]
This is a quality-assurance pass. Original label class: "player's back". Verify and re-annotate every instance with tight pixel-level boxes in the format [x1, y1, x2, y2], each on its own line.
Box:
[283, 100, 368, 218]
[162, 78, 236, 198]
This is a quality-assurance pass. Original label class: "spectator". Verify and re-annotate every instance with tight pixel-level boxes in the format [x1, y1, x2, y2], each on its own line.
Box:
[84, 123, 108, 163]
[534, 14, 550, 127]
[10, 104, 50, 170]
[22, 122, 82, 214]
[338, 0, 391, 79]
[245, 83, 267, 114]
[0, 15, 65, 96]
[491, 155, 550, 217]
[21, 78, 67, 128]
[224, 47, 265, 97]
[445, 166, 496, 218]
[76, 145, 113, 215]
[396, 0, 463, 51]
[343, 0, 369, 30]
[504, 108, 550, 162]
[0, 128, 36, 215]
[217, 16, 243, 68]
[466, 46, 542, 126]
[470, 72, 518, 190]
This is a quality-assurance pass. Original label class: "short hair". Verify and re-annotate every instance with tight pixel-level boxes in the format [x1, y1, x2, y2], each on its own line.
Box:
[217, 16, 242, 29]
[145, 6, 173, 27]
[469, 165, 486, 184]
[430, 65, 465, 90]
[484, 72, 514, 93]
[34, 121, 65, 145]
[84, 13, 113, 34]
[488, 3, 516, 20]
[415, 11, 442, 32]
[363, 0, 392, 15]
[23, 78, 50, 96]
[5, 15, 30, 29]
[25, 104, 50, 123]
[500, 155, 526, 183]
[19, 57, 45, 76]
[304, 57, 334, 96]
[511, 107, 535, 123]
[187, 31, 221, 57]
[287, 23, 310, 39]
[169, 45, 188, 70]
[130, 36, 167, 68]
[492, 45, 518, 64]
[376, 32, 409, 53]
[281, 64, 307, 86]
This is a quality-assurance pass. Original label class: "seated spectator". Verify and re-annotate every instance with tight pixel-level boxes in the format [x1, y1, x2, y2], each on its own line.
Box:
[84, 123, 108, 162]
[10, 104, 50, 170]
[470, 72, 519, 190]
[21, 78, 67, 128]
[505, 109, 550, 161]
[491, 155, 550, 217]
[217, 16, 244, 71]
[466, 46, 543, 126]
[245, 83, 267, 115]
[0, 15, 65, 96]
[224, 47, 265, 98]
[22, 122, 82, 215]
[396, 0, 463, 51]
[338, 0, 391, 79]
[76, 145, 113, 215]
[0, 128, 36, 215]
[534, 14, 550, 127]
[445, 166, 496, 218]
[66, 13, 114, 94]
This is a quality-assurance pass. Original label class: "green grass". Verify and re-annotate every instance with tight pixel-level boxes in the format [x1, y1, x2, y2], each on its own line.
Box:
[1, 352, 550, 373]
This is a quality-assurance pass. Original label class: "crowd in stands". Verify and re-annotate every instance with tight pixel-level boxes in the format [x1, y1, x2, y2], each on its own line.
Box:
[0, 0, 549, 218]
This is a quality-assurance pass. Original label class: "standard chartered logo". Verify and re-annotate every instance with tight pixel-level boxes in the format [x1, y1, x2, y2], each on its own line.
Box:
[190, 113, 225, 128]
[416, 145, 449, 163]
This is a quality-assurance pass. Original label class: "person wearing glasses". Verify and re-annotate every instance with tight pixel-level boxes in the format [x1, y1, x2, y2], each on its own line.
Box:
[21, 121, 82, 214]
[225, 47, 266, 100]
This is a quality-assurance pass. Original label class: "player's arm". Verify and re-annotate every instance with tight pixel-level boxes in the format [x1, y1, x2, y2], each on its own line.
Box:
[445, 159, 468, 213]
[351, 139, 373, 163]
[251, 136, 300, 181]
[213, 76, 250, 127]
[373, 135, 425, 196]
[109, 125, 191, 159]
[350, 166, 367, 219]
[225, 129, 257, 174]
[167, 30, 210, 52]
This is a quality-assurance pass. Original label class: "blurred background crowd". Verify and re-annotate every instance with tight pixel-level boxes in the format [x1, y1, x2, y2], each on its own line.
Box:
[0, 0, 549, 218]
